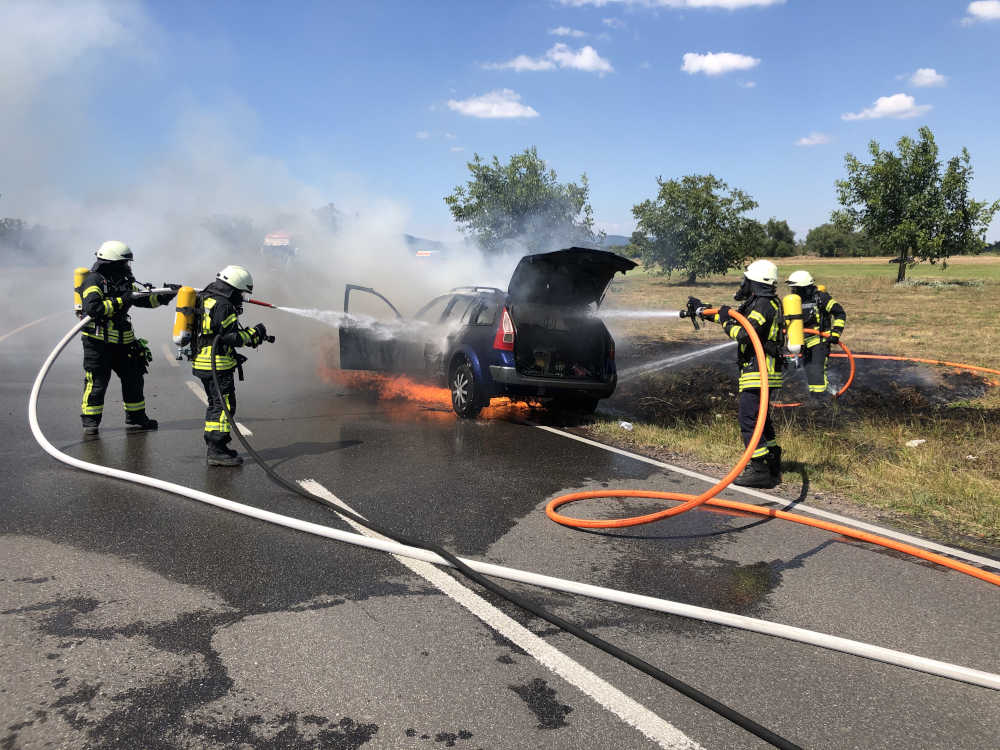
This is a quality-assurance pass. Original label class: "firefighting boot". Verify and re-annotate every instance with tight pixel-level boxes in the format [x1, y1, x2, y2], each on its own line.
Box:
[125, 411, 158, 432]
[206, 443, 243, 467]
[766, 446, 782, 485]
[81, 415, 101, 436]
[733, 457, 776, 489]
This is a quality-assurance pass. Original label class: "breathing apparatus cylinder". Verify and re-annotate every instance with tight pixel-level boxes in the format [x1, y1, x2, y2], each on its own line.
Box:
[782, 293, 804, 355]
[73, 267, 89, 317]
[172, 286, 197, 346]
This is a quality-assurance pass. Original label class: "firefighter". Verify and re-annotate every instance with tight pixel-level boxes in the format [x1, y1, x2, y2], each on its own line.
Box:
[78, 241, 176, 436]
[191, 265, 271, 467]
[689, 259, 784, 488]
[786, 270, 846, 399]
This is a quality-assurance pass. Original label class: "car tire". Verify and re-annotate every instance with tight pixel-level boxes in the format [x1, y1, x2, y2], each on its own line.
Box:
[450, 362, 483, 418]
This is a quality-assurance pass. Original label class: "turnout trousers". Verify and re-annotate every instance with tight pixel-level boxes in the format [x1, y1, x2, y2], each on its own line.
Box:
[804, 341, 831, 394]
[81, 337, 146, 423]
[738, 389, 777, 459]
[195, 369, 237, 446]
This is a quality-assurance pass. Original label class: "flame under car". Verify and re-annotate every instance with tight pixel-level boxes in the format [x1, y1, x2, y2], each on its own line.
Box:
[339, 247, 636, 417]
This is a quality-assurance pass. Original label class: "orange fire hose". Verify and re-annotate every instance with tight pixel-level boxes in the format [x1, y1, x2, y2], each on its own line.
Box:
[546, 310, 1000, 588]
[773, 329, 855, 408]
[829, 353, 1000, 383]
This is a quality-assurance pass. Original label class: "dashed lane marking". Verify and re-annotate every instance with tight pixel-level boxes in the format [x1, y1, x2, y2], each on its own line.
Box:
[0, 313, 62, 345]
[184, 380, 253, 435]
[161, 343, 179, 367]
[298, 478, 704, 750]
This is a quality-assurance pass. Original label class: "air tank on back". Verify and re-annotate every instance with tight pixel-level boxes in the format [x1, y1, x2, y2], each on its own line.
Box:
[782, 293, 804, 355]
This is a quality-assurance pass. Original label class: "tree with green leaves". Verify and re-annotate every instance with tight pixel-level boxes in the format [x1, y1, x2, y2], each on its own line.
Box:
[804, 223, 877, 257]
[628, 174, 760, 283]
[763, 218, 796, 257]
[444, 147, 598, 255]
[834, 126, 999, 282]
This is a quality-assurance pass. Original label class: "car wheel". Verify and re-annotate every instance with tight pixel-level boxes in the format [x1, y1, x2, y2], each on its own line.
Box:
[450, 362, 483, 418]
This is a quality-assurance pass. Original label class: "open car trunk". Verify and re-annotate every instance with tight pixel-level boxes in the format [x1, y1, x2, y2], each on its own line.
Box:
[510, 303, 609, 380]
[506, 247, 634, 381]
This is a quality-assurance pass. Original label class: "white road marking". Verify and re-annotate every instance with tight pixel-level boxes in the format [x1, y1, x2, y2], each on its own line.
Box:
[535, 425, 1000, 571]
[161, 343, 179, 367]
[618, 341, 736, 382]
[298, 478, 704, 750]
[0, 313, 62, 345]
[184, 380, 253, 435]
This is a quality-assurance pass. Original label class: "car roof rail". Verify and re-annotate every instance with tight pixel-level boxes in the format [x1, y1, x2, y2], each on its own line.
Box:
[449, 286, 505, 295]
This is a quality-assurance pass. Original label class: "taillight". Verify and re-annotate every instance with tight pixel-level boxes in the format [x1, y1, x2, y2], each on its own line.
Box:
[493, 306, 515, 351]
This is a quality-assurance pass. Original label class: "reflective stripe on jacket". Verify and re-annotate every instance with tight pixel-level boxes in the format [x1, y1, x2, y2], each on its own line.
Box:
[78, 270, 162, 345]
[191, 293, 260, 372]
[803, 291, 846, 348]
[713, 296, 783, 391]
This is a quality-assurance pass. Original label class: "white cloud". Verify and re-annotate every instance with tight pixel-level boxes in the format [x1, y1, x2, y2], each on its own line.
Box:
[415, 131, 430, 139]
[842, 93, 932, 121]
[549, 26, 588, 37]
[602, 17, 626, 28]
[796, 132, 831, 147]
[559, 0, 784, 8]
[740, 80, 757, 88]
[639, 61, 652, 69]
[681, 51, 760, 76]
[909, 68, 947, 87]
[485, 43, 613, 74]
[444, 132, 457, 139]
[447, 89, 540, 119]
[964, 1, 1000, 23]
[450, 146, 465, 152]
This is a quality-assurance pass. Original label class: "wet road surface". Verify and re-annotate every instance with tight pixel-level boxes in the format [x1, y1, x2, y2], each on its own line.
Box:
[2, 309, 999, 749]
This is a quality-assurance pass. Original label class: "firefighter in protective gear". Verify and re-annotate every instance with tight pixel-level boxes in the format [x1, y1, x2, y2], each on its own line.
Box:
[786, 270, 846, 398]
[689, 259, 784, 488]
[192, 265, 271, 467]
[77, 241, 176, 436]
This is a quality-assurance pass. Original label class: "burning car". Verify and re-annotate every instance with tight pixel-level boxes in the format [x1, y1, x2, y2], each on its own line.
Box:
[340, 247, 636, 417]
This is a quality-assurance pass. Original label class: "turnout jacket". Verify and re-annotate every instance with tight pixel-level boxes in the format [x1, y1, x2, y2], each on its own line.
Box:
[712, 295, 784, 391]
[79, 265, 164, 345]
[803, 291, 846, 348]
[192, 280, 263, 373]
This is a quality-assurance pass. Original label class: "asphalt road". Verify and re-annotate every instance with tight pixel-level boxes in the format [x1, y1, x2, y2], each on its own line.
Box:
[2, 307, 999, 750]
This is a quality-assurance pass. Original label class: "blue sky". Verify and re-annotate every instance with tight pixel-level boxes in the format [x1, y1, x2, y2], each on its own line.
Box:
[5, 0, 1000, 241]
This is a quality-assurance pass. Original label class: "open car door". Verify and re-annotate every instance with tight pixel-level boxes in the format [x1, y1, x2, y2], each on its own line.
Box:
[339, 284, 424, 372]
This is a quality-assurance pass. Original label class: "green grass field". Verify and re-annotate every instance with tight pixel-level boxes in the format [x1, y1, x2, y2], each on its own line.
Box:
[592, 255, 1000, 549]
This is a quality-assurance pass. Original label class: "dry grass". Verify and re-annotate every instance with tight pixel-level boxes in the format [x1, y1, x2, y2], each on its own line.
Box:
[593, 256, 1000, 547]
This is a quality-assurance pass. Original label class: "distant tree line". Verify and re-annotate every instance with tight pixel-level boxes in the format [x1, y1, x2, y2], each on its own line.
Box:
[446, 128, 998, 283]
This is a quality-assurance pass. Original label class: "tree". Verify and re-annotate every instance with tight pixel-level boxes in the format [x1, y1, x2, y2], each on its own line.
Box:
[804, 223, 877, 257]
[444, 147, 598, 255]
[628, 174, 760, 283]
[834, 126, 999, 282]
[763, 218, 796, 257]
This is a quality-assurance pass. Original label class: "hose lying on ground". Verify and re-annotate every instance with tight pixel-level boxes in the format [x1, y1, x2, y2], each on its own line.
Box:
[25, 318, 1000, 745]
[546, 310, 1000, 588]
[772, 329, 855, 408]
[207, 335, 800, 749]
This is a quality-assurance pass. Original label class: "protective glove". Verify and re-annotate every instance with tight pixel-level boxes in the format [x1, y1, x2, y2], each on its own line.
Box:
[715, 305, 732, 323]
[687, 296, 704, 311]
[828, 333, 840, 345]
[252, 323, 268, 344]
[117, 295, 133, 312]
[158, 290, 178, 304]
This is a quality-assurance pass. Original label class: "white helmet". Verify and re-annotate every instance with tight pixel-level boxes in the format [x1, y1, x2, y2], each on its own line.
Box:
[786, 270, 815, 287]
[744, 259, 778, 286]
[216, 264, 253, 294]
[95, 240, 133, 262]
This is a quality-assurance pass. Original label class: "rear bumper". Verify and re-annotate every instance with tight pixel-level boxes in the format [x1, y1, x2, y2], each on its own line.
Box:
[488, 366, 615, 396]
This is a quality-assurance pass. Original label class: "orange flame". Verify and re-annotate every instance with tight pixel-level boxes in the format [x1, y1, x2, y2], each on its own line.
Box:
[321, 367, 541, 417]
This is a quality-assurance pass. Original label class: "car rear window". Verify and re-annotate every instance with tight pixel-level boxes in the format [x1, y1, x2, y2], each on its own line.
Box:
[466, 300, 497, 326]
